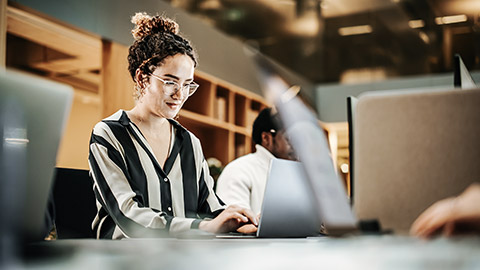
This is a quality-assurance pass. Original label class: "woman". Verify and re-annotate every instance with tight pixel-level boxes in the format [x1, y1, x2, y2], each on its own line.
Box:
[88, 12, 257, 239]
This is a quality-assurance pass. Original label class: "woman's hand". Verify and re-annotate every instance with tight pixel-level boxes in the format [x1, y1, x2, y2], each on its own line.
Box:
[199, 205, 258, 233]
[410, 183, 480, 238]
[236, 212, 262, 234]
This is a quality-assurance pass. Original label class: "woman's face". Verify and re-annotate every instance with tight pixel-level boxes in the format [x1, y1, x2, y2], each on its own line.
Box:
[141, 54, 195, 119]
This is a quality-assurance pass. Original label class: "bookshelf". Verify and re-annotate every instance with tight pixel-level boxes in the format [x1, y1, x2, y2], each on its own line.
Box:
[180, 69, 268, 165]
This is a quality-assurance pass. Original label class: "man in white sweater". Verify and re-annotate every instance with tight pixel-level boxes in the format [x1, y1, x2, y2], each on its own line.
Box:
[215, 108, 296, 214]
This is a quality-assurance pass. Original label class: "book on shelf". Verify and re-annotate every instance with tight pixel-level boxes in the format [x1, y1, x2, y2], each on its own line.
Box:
[214, 96, 227, 122]
[235, 144, 246, 157]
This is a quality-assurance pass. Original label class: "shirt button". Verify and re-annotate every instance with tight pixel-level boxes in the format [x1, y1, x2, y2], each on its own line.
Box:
[168, 207, 172, 211]
[163, 178, 168, 182]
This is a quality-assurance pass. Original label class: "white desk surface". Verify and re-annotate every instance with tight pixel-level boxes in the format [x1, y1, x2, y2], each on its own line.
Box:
[12, 235, 480, 270]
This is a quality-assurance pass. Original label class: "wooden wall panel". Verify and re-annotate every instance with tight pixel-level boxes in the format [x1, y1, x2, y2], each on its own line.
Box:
[0, 0, 6, 67]
[56, 90, 102, 169]
[101, 40, 135, 117]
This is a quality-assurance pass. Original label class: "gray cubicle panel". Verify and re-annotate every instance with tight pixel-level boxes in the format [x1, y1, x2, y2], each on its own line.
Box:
[353, 87, 480, 234]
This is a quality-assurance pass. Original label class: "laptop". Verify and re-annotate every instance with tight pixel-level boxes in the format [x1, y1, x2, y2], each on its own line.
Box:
[256, 159, 320, 237]
[212, 158, 320, 239]
[454, 54, 477, 89]
[246, 48, 358, 236]
[353, 87, 480, 234]
[0, 69, 73, 247]
[346, 96, 358, 204]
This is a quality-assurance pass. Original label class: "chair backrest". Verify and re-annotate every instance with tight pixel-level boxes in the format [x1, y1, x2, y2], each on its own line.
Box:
[52, 167, 96, 238]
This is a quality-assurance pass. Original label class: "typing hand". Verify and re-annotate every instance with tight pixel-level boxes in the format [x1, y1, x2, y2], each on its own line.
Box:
[199, 205, 258, 233]
[410, 183, 480, 238]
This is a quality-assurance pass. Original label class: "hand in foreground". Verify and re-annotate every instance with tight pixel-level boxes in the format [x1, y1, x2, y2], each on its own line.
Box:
[199, 205, 258, 234]
[410, 183, 480, 238]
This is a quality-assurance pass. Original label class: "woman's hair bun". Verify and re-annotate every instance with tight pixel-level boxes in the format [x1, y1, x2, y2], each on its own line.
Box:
[131, 12, 179, 41]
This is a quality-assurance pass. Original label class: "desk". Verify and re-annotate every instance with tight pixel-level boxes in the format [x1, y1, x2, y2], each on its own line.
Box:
[15, 235, 480, 269]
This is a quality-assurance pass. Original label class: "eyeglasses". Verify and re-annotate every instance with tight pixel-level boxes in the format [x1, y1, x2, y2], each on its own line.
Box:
[150, 73, 199, 97]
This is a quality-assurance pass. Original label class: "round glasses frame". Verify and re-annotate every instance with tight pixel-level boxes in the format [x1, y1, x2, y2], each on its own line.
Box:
[150, 73, 199, 97]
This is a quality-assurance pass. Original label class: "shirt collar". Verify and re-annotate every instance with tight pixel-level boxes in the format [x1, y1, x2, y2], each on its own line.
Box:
[119, 110, 131, 126]
[255, 144, 276, 164]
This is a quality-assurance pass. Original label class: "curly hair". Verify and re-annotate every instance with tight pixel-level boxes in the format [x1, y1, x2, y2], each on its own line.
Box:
[127, 12, 198, 83]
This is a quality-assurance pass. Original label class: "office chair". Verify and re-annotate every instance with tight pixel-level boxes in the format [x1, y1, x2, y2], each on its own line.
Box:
[51, 167, 96, 238]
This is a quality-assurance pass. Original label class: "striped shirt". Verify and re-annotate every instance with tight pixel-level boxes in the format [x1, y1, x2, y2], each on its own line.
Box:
[88, 110, 225, 239]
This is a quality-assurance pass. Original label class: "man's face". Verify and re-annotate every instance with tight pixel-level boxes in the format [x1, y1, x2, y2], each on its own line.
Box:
[270, 130, 296, 161]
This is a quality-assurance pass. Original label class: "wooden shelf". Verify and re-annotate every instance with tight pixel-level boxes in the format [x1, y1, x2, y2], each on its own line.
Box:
[6, 5, 101, 93]
[178, 110, 234, 131]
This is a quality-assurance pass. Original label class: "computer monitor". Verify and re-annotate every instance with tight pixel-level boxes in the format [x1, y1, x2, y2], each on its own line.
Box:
[454, 54, 477, 89]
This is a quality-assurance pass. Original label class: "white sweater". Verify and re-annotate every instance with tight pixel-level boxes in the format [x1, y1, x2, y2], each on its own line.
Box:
[215, 145, 275, 215]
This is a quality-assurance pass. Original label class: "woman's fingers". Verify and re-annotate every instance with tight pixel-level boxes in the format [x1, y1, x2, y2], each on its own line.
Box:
[225, 205, 258, 226]
[230, 212, 249, 223]
[237, 224, 258, 234]
[239, 207, 258, 226]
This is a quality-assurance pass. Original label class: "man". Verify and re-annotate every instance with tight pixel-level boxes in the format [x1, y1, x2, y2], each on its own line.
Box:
[216, 107, 296, 214]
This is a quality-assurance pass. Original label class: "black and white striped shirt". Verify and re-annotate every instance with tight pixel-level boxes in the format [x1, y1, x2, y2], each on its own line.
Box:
[88, 110, 225, 239]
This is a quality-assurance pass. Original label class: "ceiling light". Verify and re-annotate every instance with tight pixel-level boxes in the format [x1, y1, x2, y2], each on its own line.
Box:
[418, 31, 430, 44]
[198, 0, 222, 10]
[408, 19, 425, 29]
[285, 12, 322, 37]
[338, 25, 372, 36]
[340, 163, 349, 174]
[340, 68, 387, 83]
[435, 14, 467, 25]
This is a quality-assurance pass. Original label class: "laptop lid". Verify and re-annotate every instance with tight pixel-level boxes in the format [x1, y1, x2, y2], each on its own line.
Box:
[346, 96, 358, 204]
[257, 159, 320, 238]
[0, 70, 73, 243]
[354, 87, 480, 234]
[454, 54, 477, 89]
[247, 49, 358, 236]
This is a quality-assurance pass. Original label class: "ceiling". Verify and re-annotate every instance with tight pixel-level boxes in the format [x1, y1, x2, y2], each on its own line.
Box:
[165, 0, 480, 84]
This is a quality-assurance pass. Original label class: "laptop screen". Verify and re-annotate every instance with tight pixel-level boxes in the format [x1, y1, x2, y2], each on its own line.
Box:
[257, 159, 319, 237]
